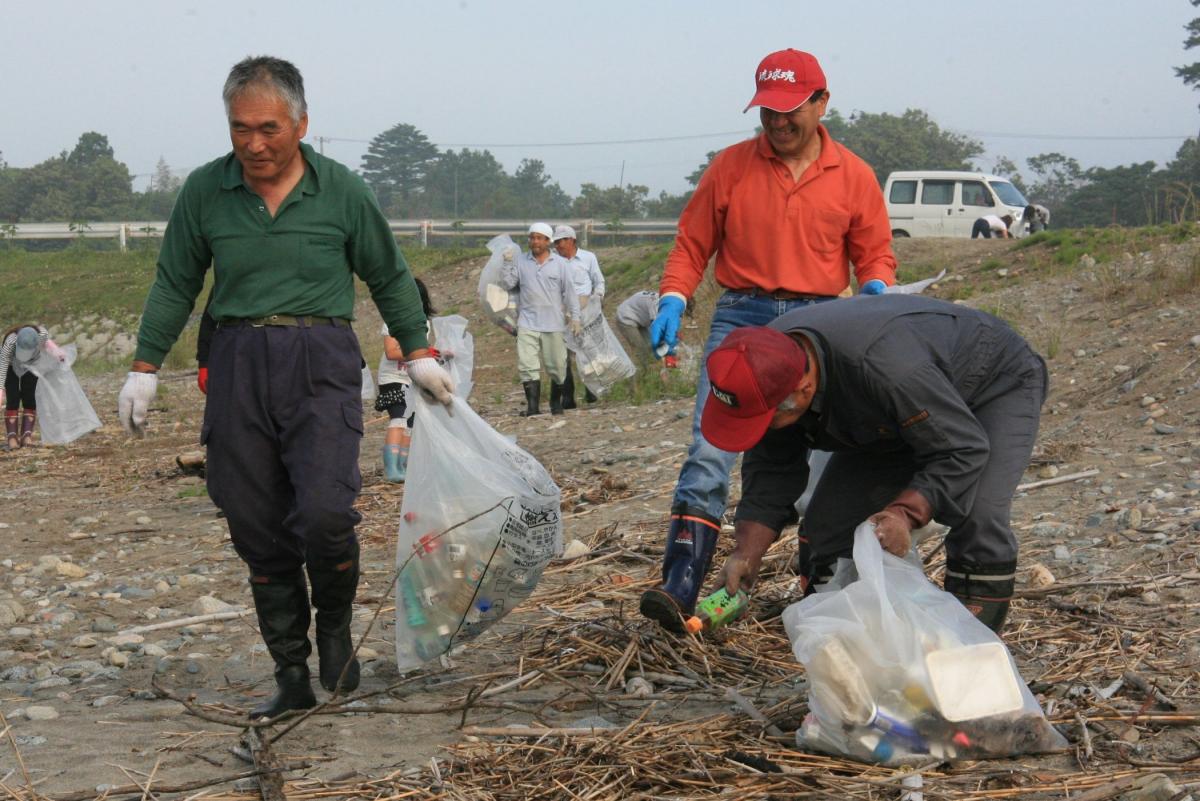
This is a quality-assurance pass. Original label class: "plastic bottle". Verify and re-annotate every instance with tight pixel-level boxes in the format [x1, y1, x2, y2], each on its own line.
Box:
[684, 588, 749, 634]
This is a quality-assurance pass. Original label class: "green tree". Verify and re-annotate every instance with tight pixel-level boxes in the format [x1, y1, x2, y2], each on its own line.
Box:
[421, 148, 510, 218]
[359, 123, 440, 217]
[1057, 162, 1160, 227]
[1175, 0, 1200, 108]
[136, 157, 183, 218]
[571, 183, 649, 219]
[835, 109, 983, 185]
[67, 131, 115, 168]
[644, 189, 690, 218]
[508, 159, 571, 217]
[1025, 152, 1084, 209]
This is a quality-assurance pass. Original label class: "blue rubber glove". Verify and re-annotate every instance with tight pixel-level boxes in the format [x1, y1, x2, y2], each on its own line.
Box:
[649, 295, 686, 358]
[860, 279, 887, 295]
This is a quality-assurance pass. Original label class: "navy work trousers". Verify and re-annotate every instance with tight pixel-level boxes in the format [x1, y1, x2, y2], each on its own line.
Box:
[202, 322, 364, 575]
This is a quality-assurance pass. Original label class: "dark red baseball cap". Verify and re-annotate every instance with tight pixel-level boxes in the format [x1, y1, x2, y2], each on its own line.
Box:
[744, 49, 827, 113]
[701, 327, 808, 452]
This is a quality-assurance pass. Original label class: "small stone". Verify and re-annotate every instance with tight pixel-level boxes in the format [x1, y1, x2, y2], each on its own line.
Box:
[136, 516, 152, 525]
[1116, 508, 1143, 530]
[561, 539, 591, 561]
[177, 574, 208, 588]
[107, 633, 144, 648]
[109, 651, 129, 668]
[56, 562, 88, 579]
[143, 643, 168, 657]
[1074, 349, 1087, 358]
[24, 705, 59, 721]
[625, 676, 654, 697]
[192, 595, 237, 616]
[1140, 395, 1157, 408]
[71, 635, 98, 648]
[1037, 464, 1059, 480]
[1112, 364, 1132, 374]
[91, 619, 117, 633]
[1123, 772, 1179, 801]
[1052, 545, 1072, 562]
[1153, 423, 1177, 435]
[92, 695, 123, 708]
[66, 531, 94, 541]
[1028, 563, 1056, 588]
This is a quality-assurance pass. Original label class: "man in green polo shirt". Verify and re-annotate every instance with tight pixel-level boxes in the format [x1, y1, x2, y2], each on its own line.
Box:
[117, 56, 455, 720]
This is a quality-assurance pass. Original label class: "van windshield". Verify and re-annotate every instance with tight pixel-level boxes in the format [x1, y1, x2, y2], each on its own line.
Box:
[988, 180, 1028, 207]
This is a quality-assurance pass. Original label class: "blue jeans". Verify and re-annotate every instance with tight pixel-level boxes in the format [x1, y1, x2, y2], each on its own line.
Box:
[673, 291, 833, 519]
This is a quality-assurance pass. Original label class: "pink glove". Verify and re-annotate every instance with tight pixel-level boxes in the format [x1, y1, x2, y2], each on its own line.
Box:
[45, 340, 67, 363]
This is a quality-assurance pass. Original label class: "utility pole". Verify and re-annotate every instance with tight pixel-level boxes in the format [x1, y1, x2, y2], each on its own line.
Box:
[316, 136, 330, 155]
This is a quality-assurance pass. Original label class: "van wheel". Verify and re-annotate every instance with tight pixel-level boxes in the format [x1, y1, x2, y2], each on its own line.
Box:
[891, 229, 910, 238]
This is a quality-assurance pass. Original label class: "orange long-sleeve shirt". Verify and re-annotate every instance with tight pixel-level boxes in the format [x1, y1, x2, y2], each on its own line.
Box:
[661, 127, 897, 300]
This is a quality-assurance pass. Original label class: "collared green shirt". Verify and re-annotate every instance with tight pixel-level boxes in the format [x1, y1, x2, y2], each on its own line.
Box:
[135, 142, 429, 366]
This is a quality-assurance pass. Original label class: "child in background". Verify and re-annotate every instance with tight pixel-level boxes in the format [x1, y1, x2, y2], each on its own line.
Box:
[376, 278, 436, 483]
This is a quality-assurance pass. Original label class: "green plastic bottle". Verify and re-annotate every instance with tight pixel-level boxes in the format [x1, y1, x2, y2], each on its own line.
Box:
[684, 588, 749, 633]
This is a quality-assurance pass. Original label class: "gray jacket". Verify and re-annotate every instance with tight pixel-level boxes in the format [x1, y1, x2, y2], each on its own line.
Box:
[500, 252, 581, 333]
[736, 295, 1046, 532]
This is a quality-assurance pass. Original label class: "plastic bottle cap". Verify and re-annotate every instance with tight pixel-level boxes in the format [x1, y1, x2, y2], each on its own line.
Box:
[684, 616, 703, 634]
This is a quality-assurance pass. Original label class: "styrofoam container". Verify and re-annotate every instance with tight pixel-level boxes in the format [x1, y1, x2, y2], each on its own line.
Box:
[925, 642, 1023, 722]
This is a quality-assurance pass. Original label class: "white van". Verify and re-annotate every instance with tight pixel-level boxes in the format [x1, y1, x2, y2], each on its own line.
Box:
[884, 171, 1029, 238]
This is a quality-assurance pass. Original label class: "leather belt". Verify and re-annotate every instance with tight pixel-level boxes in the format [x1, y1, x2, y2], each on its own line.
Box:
[726, 287, 834, 301]
[219, 315, 348, 328]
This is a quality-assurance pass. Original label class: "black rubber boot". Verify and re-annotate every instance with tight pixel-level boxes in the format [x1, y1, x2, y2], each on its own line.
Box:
[792, 530, 838, 597]
[639, 507, 721, 632]
[519, 380, 541, 417]
[584, 387, 598, 404]
[307, 541, 361, 694]
[549, 381, 565, 415]
[560, 363, 578, 410]
[943, 559, 1017, 634]
[248, 570, 317, 719]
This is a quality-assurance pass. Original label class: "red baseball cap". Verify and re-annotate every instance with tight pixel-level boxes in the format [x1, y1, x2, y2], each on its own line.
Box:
[701, 327, 808, 452]
[744, 49, 827, 113]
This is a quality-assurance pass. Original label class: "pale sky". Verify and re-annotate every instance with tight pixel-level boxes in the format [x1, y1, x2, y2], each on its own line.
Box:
[3, 1, 1197, 198]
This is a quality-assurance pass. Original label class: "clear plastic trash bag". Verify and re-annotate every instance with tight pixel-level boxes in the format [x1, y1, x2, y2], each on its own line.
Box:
[431, 315, 474, 401]
[562, 299, 635, 396]
[477, 234, 519, 336]
[28, 345, 101, 445]
[393, 391, 563, 672]
[782, 522, 1066, 765]
[360, 365, 376, 403]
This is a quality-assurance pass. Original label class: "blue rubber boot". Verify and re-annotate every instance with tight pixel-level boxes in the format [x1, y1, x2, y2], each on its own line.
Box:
[383, 444, 408, 483]
[639, 507, 721, 632]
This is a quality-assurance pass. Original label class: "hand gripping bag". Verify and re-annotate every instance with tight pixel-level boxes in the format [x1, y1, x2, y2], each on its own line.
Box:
[29, 345, 101, 445]
[562, 299, 635, 397]
[431, 315, 474, 401]
[477, 234, 519, 336]
[782, 522, 1066, 765]
[394, 391, 562, 672]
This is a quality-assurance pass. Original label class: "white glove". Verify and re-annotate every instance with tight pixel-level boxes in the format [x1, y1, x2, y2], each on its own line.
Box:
[502, 245, 518, 263]
[118, 372, 158, 437]
[406, 357, 455, 405]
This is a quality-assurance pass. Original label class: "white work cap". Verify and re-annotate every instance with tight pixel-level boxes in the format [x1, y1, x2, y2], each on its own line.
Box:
[528, 222, 553, 239]
[551, 224, 576, 242]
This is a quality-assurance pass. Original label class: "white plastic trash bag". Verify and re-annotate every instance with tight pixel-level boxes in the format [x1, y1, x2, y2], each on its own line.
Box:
[360, 365, 377, 403]
[29, 345, 101, 445]
[394, 391, 563, 672]
[886, 269, 947, 295]
[782, 522, 1065, 765]
[431, 315, 474, 400]
[477, 234, 519, 336]
[563, 300, 635, 396]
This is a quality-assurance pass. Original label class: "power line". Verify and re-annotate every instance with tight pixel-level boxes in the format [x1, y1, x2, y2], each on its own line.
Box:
[313, 129, 754, 149]
[962, 130, 1193, 141]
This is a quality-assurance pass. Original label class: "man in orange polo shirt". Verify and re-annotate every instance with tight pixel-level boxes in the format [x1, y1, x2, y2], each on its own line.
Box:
[640, 49, 898, 631]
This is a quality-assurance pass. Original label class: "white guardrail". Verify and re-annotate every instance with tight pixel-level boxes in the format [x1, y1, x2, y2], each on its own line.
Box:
[1, 219, 680, 249]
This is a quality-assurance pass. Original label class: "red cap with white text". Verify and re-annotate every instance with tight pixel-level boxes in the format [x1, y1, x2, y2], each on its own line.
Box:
[744, 49, 827, 113]
[701, 327, 807, 452]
